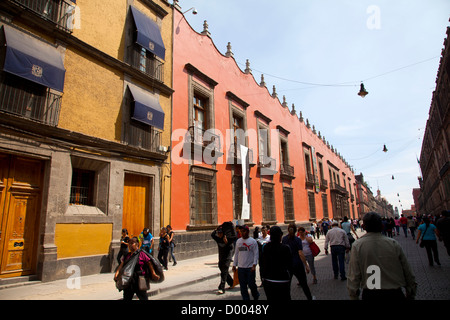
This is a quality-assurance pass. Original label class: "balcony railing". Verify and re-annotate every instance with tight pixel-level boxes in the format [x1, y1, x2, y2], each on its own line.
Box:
[305, 172, 315, 186]
[11, 0, 76, 33]
[0, 78, 61, 126]
[124, 122, 164, 154]
[228, 143, 254, 165]
[258, 154, 277, 175]
[320, 179, 328, 189]
[280, 163, 295, 179]
[330, 181, 349, 196]
[128, 45, 164, 82]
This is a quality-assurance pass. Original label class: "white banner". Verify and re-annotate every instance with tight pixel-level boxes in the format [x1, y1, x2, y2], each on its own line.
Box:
[240, 145, 250, 220]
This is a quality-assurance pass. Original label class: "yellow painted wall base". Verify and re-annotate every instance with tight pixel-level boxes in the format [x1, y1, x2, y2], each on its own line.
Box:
[55, 223, 112, 259]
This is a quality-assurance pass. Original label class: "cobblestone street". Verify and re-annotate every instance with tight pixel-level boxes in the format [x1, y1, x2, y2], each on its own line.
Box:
[154, 229, 450, 300]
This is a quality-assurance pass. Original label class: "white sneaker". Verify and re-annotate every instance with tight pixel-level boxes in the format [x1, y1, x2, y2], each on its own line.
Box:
[217, 289, 224, 294]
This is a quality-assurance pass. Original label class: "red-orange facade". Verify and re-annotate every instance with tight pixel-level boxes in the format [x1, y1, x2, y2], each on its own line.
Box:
[170, 8, 358, 253]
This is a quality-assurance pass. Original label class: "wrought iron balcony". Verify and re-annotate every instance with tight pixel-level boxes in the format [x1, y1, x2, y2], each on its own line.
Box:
[330, 181, 349, 196]
[124, 123, 164, 154]
[305, 172, 315, 187]
[128, 45, 164, 82]
[0, 77, 61, 126]
[280, 163, 295, 179]
[320, 179, 328, 190]
[10, 0, 76, 33]
[228, 143, 255, 166]
[258, 154, 277, 175]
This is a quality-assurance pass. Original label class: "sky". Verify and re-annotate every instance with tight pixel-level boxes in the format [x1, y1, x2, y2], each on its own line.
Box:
[176, 0, 450, 212]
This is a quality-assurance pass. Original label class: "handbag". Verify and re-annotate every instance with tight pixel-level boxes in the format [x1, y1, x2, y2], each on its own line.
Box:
[309, 241, 320, 257]
[141, 249, 165, 283]
[419, 224, 429, 248]
[138, 275, 150, 291]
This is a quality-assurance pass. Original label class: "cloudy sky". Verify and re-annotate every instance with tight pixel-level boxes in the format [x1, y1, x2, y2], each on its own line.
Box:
[176, 0, 450, 212]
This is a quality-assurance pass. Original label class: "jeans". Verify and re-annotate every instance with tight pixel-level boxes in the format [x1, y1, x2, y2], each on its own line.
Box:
[263, 280, 291, 300]
[169, 242, 177, 264]
[237, 267, 259, 300]
[158, 246, 169, 269]
[292, 263, 313, 300]
[422, 240, 440, 265]
[218, 256, 233, 291]
[330, 245, 346, 279]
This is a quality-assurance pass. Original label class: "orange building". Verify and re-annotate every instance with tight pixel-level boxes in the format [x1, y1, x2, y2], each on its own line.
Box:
[171, 6, 357, 259]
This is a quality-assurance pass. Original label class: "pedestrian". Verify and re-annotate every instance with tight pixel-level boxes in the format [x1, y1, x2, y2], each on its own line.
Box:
[341, 216, 359, 247]
[416, 217, 441, 266]
[322, 219, 329, 236]
[347, 212, 417, 300]
[211, 223, 236, 294]
[260, 226, 293, 300]
[310, 223, 316, 239]
[114, 237, 160, 300]
[138, 228, 154, 254]
[256, 225, 271, 286]
[232, 225, 260, 300]
[282, 223, 313, 300]
[436, 210, 450, 256]
[158, 227, 170, 270]
[394, 216, 401, 236]
[400, 214, 408, 237]
[298, 226, 318, 284]
[324, 221, 350, 280]
[117, 228, 130, 264]
[316, 220, 321, 239]
[387, 218, 395, 238]
[166, 225, 177, 266]
[407, 216, 417, 240]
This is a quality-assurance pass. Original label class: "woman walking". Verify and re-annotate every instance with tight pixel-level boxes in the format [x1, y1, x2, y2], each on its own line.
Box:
[158, 227, 170, 270]
[416, 217, 441, 266]
[298, 227, 318, 284]
[114, 237, 160, 300]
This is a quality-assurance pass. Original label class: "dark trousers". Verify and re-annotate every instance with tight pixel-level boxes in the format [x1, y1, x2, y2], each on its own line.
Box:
[158, 246, 169, 269]
[263, 280, 291, 300]
[331, 245, 346, 279]
[422, 240, 440, 265]
[292, 264, 312, 300]
[123, 276, 148, 300]
[218, 258, 233, 290]
[362, 288, 405, 300]
[237, 267, 259, 300]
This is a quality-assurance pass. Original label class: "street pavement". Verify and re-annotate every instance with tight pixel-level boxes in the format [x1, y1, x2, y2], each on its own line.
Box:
[0, 227, 449, 300]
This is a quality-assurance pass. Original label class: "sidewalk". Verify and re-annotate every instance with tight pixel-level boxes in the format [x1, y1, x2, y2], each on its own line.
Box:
[0, 253, 221, 300]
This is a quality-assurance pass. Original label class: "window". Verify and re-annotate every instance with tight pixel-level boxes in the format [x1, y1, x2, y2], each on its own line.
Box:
[283, 187, 294, 222]
[193, 94, 208, 132]
[322, 194, 329, 219]
[233, 175, 243, 220]
[70, 169, 95, 206]
[189, 166, 217, 226]
[308, 191, 316, 220]
[261, 182, 276, 222]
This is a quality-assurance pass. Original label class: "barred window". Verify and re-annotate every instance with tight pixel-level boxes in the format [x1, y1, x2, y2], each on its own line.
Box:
[70, 168, 95, 206]
[261, 182, 276, 222]
[283, 187, 295, 222]
[308, 191, 316, 220]
[189, 166, 217, 226]
[322, 193, 329, 219]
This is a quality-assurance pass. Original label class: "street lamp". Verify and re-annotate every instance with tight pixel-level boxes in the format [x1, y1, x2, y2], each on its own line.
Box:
[183, 7, 197, 15]
[358, 82, 368, 98]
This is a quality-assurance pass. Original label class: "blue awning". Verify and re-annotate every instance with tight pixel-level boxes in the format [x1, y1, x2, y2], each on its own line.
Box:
[130, 6, 165, 60]
[1, 25, 65, 92]
[128, 84, 165, 130]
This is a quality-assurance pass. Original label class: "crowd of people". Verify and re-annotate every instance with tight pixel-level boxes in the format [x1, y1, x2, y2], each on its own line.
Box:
[211, 210, 450, 301]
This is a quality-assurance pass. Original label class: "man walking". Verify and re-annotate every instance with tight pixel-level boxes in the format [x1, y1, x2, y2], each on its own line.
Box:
[211, 223, 236, 294]
[347, 212, 417, 300]
[232, 225, 259, 300]
[324, 221, 350, 280]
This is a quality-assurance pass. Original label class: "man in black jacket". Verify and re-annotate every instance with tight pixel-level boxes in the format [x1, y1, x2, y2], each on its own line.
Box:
[211, 223, 237, 294]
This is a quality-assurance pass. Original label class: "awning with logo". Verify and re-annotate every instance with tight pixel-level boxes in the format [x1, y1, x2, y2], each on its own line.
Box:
[1, 25, 66, 92]
[130, 6, 166, 60]
[128, 84, 165, 130]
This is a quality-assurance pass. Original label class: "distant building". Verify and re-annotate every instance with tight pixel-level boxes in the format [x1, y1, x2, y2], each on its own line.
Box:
[418, 23, 450, 216]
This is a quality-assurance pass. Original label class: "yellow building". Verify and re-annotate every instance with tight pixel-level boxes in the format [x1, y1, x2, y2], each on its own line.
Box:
[0, 0, 173, 282]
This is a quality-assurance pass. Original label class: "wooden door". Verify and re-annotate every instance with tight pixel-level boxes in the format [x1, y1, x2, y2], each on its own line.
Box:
[0, 155, 43, 278]
[122, 173, 151, 239]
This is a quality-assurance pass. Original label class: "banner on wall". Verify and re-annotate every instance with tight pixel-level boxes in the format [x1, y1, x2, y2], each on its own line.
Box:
[311, 146, 320, 193]
[240, 145, 250, 220]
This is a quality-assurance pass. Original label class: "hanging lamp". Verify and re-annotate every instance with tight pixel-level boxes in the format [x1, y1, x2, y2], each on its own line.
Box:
[358, 82, 368, 98]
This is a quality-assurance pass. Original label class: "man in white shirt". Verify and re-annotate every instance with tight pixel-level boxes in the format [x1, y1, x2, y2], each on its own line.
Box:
[232, 225, 259, 300]
[324, 221, 350, 280]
